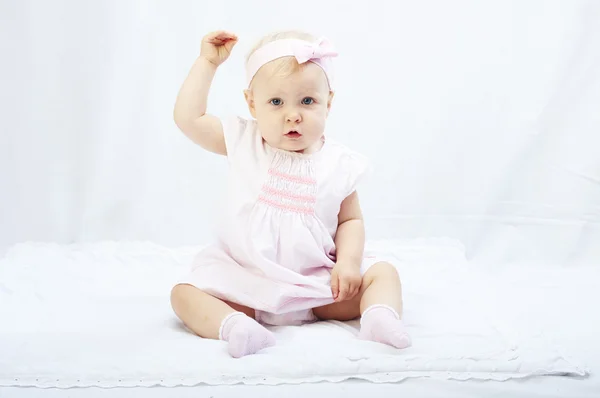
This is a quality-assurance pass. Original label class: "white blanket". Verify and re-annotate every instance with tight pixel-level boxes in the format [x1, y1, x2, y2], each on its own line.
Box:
[0, 239, 586, 388]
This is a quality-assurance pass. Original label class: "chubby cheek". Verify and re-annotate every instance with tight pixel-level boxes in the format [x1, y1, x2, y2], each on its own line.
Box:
[254, 105, 269, 122]
[307, 109, 327, 131]
[256, 114, 281, 140]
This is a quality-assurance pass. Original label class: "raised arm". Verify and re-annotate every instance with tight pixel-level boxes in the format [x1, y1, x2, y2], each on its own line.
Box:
[173, 31, 238, 155]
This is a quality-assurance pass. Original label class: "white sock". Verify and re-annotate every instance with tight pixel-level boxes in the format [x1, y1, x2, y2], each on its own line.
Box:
[219, 312, 276, 358]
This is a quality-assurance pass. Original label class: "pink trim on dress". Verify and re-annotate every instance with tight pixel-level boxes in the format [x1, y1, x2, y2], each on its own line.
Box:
[268, 169, 317, 185]
[258, 196, 315, 215]
[261, 185, 317, 203]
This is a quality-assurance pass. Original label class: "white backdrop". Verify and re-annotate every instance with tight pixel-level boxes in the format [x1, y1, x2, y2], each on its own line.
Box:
[1, 0, 599, 266]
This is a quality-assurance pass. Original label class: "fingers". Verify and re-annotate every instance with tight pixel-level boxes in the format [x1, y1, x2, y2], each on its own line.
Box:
[344, 284, 358, 301]
[223, 39, 238, 53]
[338, 277, 362, 302]
[348, 279, 362, 300]
[336, 281, 350, 302]
[330, 272, 339, 300]
[207, 30, 238, 45]
[332, 265, 363, 302]
[346, 285, 358, 301]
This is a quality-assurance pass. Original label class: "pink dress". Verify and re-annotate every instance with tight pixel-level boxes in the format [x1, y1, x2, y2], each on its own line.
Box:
[180, 116, 376, 326]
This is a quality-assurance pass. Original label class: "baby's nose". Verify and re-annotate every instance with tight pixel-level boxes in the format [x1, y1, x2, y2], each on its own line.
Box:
[286, 110, 302, 123]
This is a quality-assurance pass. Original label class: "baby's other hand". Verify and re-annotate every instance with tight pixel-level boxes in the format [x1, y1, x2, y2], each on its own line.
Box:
[200, 31, 238, 67]
[331, 262, 362, 302]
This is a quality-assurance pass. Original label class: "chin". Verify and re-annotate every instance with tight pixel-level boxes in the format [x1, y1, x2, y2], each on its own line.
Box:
[284, 143, 308, 152]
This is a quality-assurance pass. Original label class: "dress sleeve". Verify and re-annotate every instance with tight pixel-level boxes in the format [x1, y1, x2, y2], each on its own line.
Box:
[339, 149, 372, 198]
[222, 116, 249, 158]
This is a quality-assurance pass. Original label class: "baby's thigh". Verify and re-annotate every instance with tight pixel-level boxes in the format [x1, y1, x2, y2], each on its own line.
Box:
[312, 295, 361, 321]
[224, 300, 256, 318]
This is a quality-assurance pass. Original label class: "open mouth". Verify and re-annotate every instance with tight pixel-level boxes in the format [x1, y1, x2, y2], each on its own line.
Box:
[285, 131, 302, 138]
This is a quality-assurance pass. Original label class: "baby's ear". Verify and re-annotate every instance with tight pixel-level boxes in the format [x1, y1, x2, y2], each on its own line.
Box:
[244, 89, 257, 118]
[327, 91, 335, 114]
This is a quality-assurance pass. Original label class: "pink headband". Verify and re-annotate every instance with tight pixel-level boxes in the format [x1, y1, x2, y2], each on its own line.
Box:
[246, 37, 338, 89]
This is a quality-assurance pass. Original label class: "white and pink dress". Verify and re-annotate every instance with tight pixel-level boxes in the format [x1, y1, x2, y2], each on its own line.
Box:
[179, 116, 378, 325]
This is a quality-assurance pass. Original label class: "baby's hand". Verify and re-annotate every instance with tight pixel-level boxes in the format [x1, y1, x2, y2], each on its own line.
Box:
[330, 262, 362, 302]
[200, 31, 238, 67]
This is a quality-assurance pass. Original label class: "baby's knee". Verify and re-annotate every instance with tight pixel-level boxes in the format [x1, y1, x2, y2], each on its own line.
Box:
[364, 261, 400, 284]
[170, 283, 196, 309]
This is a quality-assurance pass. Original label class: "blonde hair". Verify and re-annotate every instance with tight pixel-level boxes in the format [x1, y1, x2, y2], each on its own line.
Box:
[246, 30, 317, 88]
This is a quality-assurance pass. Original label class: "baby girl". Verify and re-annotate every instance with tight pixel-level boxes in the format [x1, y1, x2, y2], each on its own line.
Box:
[170, 30, 411, 358]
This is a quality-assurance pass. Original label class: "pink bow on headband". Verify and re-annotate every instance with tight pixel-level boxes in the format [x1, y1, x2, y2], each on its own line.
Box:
[291, 37, 339, 64]
[246, 37, 338, 89]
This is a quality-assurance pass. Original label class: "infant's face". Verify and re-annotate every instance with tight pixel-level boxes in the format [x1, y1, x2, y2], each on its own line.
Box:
[246, 61, 333, 153]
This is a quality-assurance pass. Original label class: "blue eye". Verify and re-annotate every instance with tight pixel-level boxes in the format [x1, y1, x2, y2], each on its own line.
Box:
[301, 97, 314, 105]
[270, 98, 282, 106]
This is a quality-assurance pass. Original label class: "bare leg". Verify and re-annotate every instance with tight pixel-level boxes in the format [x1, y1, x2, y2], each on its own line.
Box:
[313, 261, 403, 320]
[170, 283, 253, 339]
[313, 262, 411, 349]
[359, 262, 403, 314]
[171, 283, 276, 357]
